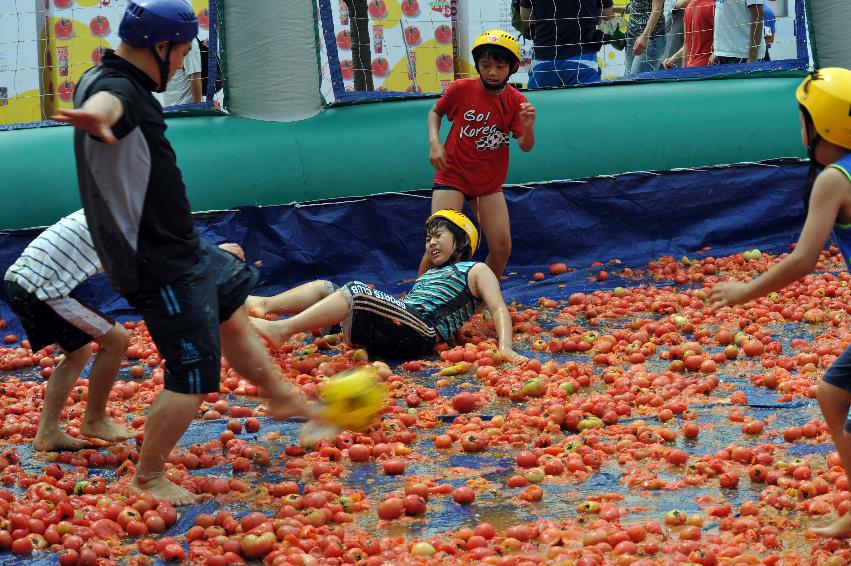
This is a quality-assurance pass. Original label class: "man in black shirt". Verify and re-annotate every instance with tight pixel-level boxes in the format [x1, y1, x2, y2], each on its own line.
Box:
[520, 0, 614, 88]
[55, 0, 315, 504]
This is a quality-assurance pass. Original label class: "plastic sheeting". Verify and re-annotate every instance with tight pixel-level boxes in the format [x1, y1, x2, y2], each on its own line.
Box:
[0, 159, 809, 328]
[222, 0, 321, 121]
[807, 0, 851, 69]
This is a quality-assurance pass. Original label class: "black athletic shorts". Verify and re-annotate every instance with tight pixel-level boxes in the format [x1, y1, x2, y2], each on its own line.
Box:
[339, 281, 437, 359]
[2, 279, 115, 354]
[125, 242, 258, 394]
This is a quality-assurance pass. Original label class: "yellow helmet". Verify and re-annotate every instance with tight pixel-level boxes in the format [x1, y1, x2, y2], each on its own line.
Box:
[472, 29, 520, 64]
[427, 209, 480, 256]
[318, 367, 387, 432]
[796, 68, 851, 150]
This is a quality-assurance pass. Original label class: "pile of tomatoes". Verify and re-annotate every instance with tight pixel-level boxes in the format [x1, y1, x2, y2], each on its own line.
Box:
[0, 245, 849, 564]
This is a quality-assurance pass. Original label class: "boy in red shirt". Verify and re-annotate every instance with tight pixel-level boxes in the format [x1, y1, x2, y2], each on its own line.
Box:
[423, 30, 536, 278]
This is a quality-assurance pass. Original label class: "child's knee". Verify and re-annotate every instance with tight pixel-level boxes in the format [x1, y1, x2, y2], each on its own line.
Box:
[489, 236, 512, 257]
[317, 280, 336, 297]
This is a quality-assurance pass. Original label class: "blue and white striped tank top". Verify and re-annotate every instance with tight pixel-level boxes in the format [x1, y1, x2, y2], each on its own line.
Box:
[404, 261, 480, 343]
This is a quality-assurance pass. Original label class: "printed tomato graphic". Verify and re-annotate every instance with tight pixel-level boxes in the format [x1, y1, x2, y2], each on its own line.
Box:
[54, 19, 74, 39]
[336, 29, 352, 50]
[92, 46, 106, 64]
[403, 26, 421, 46]
[90, 15, 110, 37]
[340, 59, 354, 80]
[436, 53, 453, 74]
[58, 80, 75, 102]
[434, 24, 452, 44]
[54, 0, 73, 8]
[198, 8, 209, 29]
[371, 57, 390, 77]
[401, 0, 419, 17]
[367, 0, 387, 19]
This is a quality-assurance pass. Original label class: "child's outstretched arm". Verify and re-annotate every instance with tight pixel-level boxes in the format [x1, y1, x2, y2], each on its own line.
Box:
[52, 91, 124, 144]
[709, 169, 846, 309]
[517, 102, 536, 152]
[468, 264, 527, 363]
[428, 105, 449, 169]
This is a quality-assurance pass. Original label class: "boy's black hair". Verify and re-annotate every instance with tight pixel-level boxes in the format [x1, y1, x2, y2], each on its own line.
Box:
[424, 216, 473, 264]
[473, 44, 518, 69]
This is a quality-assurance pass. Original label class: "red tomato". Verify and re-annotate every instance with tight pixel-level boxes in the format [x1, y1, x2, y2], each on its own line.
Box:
[453, 486, 475, 504]
[382, 459, 406, 475]
[377, 497, 405, 520]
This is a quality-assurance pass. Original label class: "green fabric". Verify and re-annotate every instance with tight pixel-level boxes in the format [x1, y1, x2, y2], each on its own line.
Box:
[0, 76, 807, 230]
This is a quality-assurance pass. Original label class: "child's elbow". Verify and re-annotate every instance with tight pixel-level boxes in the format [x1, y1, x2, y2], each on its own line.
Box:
[520, 140, 534, 152]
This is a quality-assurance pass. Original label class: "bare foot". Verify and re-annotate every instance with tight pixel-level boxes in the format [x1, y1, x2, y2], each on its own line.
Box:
[810, 514, 851, 538]
[34, 430, 91, 452]
[80, 418, 134, 442]
[248, 317, 288, 348]
[299, 422, 341, 448]
[130, 473, 197, 506]
[244, 295, 268, 318]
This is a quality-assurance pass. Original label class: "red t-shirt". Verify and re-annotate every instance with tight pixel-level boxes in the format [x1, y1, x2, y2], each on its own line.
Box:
[434, 78, 527, 197]
[685, 0, 715, 67]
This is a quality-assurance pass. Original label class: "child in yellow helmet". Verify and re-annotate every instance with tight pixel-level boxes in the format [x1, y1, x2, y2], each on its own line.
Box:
[423, 30, 537, 278]
[709, 68, 851, 538]
[247, 210, 525, 364]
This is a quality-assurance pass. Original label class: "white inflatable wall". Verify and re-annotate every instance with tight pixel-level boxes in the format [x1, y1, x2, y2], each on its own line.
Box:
[221, 0, 321, 121]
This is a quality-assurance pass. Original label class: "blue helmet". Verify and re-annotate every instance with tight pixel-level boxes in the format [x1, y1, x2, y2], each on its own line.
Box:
[118, 0, 199, 46]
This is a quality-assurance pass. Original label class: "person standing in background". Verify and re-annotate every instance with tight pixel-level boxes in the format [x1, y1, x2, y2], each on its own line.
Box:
[712, 0, 764, 64]
[164, 37, 202, 106]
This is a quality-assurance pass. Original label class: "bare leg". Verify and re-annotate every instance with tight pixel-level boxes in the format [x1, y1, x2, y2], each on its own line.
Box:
[245, 280, 334, 318]
[222, 307, 316, 418]
[810, 380, 851, 538]
[130, 389, 204, 505]
[80, 323, 134, 442]
[472, 192, 512, 278]
[250, 291, 351, 348]
[419, 190, 466, 275]
[34, 346, 91, 451]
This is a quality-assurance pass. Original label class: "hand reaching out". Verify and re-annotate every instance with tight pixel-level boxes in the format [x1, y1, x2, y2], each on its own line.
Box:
[53, 108, 117, 144]
[708, 281, 750, 311]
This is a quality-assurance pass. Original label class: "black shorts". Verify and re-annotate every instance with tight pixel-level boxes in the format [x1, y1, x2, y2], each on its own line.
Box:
[2, 279, 114, 354]
[339, 281, 437, 359]
[125, 243, 258, 395]
[433, 184, 474, 202]
[714, 56, 748, 65]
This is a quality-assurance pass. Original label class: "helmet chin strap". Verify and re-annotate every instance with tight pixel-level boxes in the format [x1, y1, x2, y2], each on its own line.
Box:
[475, 62, 518, 91]
[480, 77, 509, 91]
[150, 42, 174, 94]
[802, 116, 825, 211]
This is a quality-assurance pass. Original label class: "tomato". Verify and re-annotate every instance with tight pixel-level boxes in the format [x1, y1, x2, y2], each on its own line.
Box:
[377, 497, 405, 520]
[453, 487, 475, 505]
[160, 542, 184, 561]
[155, 503, 178, 526]
[348, 444, 371, 462]
[516, 451, 538, 468]
[403, 495, 427, 516]
[10, 536, 32, 555]
[382, 459, 406, 475]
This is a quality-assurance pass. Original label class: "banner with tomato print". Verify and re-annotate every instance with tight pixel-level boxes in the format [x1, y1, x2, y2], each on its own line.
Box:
[0, 0, 42, 125]
[42, 0, 211, 116]
[319, 0, 453, 102]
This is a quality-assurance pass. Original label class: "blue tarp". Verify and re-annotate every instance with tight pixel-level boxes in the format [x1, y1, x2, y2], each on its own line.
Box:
[0, 159, 809, 328]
